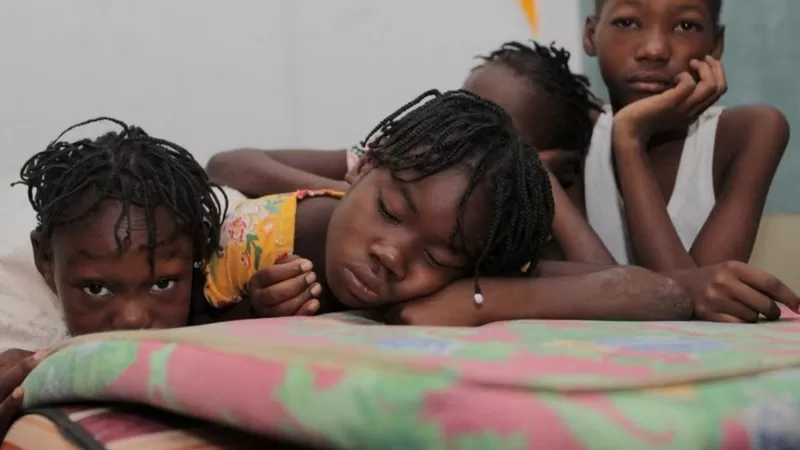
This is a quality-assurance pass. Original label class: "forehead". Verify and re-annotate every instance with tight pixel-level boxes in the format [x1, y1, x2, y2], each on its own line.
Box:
[462, 63, 551, 147]
[599, 0, 713, 16]
[50, 199, 190, 261]
[386, 167, 491, 250]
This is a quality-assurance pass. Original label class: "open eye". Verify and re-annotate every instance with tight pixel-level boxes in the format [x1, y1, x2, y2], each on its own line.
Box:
[151, 279, 177, 293]
[611, 18, 638, 29]
[83, 283, 111, 298]
[675, 21, 703, 32]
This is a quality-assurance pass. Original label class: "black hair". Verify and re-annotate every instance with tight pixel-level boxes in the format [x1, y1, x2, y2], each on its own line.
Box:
[14, 117, 226, 268]
[477, 40, 601, 154]
[594, 0, 723, 23]
[363, 89, 554, 301]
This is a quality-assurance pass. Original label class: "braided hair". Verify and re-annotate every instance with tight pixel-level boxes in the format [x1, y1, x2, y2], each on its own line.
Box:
[477, 40, 601, 154]
[594, 0, 723, 23]
[14, 117, 226, 269]
[363, 90, 554, 303]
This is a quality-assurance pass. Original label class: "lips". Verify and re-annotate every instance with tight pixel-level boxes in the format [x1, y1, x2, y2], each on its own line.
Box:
[626, 72, 674, 93]
[342, 265, 383, 305]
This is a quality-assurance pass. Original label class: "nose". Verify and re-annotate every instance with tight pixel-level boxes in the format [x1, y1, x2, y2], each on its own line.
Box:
[111, 297, 154, 331]
[636, 27, 671, 63]
[369, 242, 407, 281]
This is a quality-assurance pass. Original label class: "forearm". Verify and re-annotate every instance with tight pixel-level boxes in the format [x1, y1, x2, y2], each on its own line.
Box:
[613, 137, 696, 270]
[549, 174, 615, 264]
[479, 266, 692, 323]
[206, 149, 346, 197]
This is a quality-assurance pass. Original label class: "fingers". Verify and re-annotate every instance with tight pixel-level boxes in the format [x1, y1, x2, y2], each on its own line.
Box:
[729, 262, 800, 312]
[251, 270, 322, 315]
[0, 350, 33, 372]
[249, 257, 313, 289]
[666, 72, 697, 107]
[256, 284, 322, 317]
[706, 55, 727, 95]
[0, 385, 24, 433]
[684, 57, 725, 118]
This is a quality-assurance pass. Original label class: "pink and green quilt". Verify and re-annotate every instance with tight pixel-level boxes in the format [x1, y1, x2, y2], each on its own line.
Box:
[19, 310, 800, 449]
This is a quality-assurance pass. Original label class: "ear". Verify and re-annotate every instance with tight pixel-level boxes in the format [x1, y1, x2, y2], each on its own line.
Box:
[711, 25, 725, 60]
[583, 15, 599, 57]
[30, 230, 56, 292]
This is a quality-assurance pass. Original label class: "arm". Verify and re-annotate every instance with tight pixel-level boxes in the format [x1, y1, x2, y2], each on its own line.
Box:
[614, 106, 790, 270]
[689, 106, 790, 264]
[548, 172, 616, 265]
[206, 148, 350, 197]
[387, 264, 691, 326]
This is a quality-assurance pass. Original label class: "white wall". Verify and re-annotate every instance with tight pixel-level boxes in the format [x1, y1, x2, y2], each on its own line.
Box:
[0, 0, 581, 172]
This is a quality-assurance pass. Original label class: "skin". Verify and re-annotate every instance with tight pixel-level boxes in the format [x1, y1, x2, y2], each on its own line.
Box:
[31, 199, 196, 335]
[245, 155, 695, 325]
[207, 62, 613, 265]
[207, 62, 579, 195]
[575, 0, 796, 322]
[0, 198, 197, 440]
[580, 0, 790, 270]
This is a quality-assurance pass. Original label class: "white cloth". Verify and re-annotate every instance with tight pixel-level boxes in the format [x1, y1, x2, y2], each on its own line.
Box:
[584, 106, 724, 265]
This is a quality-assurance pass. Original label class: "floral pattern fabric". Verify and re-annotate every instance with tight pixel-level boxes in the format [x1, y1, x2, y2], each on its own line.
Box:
[19, 308, 800, 450]
[204, 189, 343, 308]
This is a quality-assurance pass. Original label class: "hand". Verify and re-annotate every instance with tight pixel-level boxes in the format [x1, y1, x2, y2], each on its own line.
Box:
[247, 255, 323, 317]
[385, 280, 484, 327]
[539, 149, 582, 187]
[0, 349, 46, 440]
[671, 261, 800, 323]
[614, 55, 727, 143]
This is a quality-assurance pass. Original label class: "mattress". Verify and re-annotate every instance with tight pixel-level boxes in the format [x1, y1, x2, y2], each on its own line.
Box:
[2, 405, 298, 450]
[16, 310, 800, 449]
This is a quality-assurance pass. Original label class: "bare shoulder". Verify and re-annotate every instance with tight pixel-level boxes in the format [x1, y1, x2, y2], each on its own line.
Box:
[718, 105, 791, 154]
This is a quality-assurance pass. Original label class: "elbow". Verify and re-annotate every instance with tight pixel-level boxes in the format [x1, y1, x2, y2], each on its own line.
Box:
[206, 151, 234, 182]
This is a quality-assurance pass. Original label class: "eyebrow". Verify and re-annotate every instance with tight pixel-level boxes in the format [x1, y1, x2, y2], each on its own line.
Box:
[392, 178, 419, 216]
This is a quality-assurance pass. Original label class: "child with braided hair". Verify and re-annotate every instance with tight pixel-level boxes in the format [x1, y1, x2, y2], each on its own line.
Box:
[204, 89, 692, 325]
[207, 40, 615, 265]
[0, 118, 226, 436]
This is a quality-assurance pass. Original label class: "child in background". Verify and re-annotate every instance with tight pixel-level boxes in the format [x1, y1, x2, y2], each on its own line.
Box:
[0, 118, 226, 436]
[208, 41, 615, 265]
[204, 89, 698, 325]
[580, 0, 791, 322]
[207, 41, 598, 193]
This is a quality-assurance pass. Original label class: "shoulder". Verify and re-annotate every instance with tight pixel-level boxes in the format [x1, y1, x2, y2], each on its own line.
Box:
[718, 105, 790, 154]
[714, 105, 790, 176]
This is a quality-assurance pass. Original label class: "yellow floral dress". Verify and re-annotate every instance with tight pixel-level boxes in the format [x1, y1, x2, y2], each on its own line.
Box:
[204, 189, 344, 308]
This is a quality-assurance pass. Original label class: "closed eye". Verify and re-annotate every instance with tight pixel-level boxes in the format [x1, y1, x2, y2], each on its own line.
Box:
[378, 195, 400, 225]
[424, 250, 446, 269]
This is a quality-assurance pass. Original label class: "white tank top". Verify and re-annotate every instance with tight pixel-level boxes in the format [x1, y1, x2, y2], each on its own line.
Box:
[584, 105, 724, 265]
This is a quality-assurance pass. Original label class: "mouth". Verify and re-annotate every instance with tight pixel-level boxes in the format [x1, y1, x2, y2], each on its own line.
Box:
[342, 266, 382, 305]
[626, 73, 674, 93]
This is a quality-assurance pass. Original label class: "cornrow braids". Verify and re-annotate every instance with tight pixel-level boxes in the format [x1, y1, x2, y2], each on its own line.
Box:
[363, 89, 554, 305]
[14, 117, 226, 269]
[478, 40, 601, 154]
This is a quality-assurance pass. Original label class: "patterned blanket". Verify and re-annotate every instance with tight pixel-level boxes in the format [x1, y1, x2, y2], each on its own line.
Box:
[19, 310, 800, 449]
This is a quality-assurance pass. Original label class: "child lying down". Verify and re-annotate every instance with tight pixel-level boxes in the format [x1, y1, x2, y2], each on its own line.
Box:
[204, 89, 800, 326]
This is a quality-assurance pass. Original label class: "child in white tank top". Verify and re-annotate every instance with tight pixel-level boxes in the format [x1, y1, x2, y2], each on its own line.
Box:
[580, 0, 793, 323]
